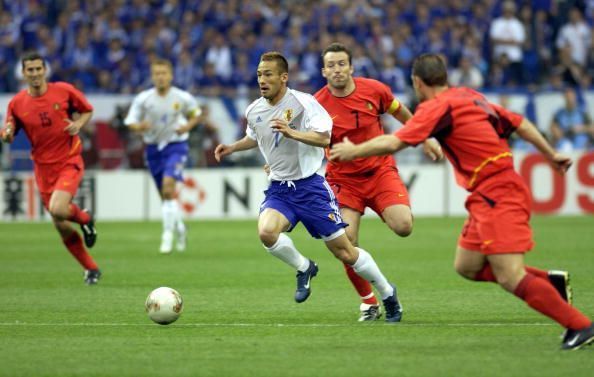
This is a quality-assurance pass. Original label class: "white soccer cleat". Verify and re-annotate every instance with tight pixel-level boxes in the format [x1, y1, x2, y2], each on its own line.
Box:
[175, 229, 186, 252]
[160, 231, 173, 254]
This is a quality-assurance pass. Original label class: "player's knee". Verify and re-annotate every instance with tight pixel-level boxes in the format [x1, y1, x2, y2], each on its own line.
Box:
[454, 261, 476, 280]
[388, 217, 413, 237]
[332, 246, 358, 265]
[161, 188, 175, 200]
[259, 228, 280, 248]
[49, 203, 69, 220]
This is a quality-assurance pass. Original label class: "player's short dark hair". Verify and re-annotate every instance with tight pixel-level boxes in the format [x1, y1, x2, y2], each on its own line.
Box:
[321, 43, 352, 66]
[260, 51, 289, 74]
[21, 51, 46, 69]
[151, 58, 173, 71]
[412, 54, 448, 86]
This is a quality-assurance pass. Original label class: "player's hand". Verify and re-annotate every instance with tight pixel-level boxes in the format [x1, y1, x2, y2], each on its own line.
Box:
[214, 144, 234, 162]
[0, 125, 14, 143]
[263, 164, 271, 176]
[329, 137, 357, 161]
[270, 118, 294, 138]
[549, 153, 573, 175]
[63, 118, 82, 135]
[422, 138, 443, 161]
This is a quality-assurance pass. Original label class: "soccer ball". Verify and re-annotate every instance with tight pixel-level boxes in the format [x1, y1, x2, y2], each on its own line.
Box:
[145, 287, 183, 325]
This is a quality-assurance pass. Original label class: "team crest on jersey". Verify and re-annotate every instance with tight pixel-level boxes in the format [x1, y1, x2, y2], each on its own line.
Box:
[173, 102, 181, 111]
[283, 109, 293, 122]
[366, 102, 373, 110]
[53, 103, 61, 110]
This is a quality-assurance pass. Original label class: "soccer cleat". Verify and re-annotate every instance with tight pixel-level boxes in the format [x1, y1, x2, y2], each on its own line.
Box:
[175, 229, 186, 252]
[80, 210, 97, 248]
[294, 260, 318, 303]
[548, 270, 572, 304]
[382, 284, 403, 323]
[358, 303, 382, 322]
[160, 231, 173, 254]
[561, 324, 594, 350]
[84, 269, 101, 285]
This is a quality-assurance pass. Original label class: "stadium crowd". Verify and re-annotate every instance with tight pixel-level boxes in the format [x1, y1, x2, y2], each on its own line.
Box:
[1, 0, 594, 94]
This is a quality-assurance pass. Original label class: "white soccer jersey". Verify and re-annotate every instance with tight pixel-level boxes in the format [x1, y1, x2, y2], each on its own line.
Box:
[124, 87, 200, 148]
[245, 88, 332, 181]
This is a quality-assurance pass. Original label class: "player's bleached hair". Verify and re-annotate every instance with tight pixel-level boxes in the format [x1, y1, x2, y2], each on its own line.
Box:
[151, 58, 173, 71]
[260, 52, 289, 74]
[321, 43, 353, 66]
[21, 51, 46, 69]
[412, 53, 448, 86]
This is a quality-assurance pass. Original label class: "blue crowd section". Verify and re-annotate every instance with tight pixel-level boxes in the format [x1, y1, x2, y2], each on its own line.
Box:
[1, 0, 594, 95]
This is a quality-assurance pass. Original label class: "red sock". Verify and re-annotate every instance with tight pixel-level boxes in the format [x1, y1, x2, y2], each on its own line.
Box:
[514, 274, 591, 330]
[524, 266, 548, 280]
[474, 264, 496, 282]
[68, 203, 90, 225]
[344, 263, 378, 305]
[63, 232, 98, 270]
[475, 265, 549, 282]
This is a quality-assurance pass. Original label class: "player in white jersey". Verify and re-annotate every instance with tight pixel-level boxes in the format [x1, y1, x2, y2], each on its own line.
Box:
[124, 59, 201, 253]
[215, 52, 403, 322]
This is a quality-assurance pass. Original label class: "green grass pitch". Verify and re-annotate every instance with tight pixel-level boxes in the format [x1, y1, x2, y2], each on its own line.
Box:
[1, 216, 593, 377]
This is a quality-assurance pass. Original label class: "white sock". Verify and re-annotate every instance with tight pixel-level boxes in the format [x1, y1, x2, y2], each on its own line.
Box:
[264, 233, 310, 272]
[162, 200, 177, 232]
[173, 201, 186, 234]
[352, 248, 394, 299]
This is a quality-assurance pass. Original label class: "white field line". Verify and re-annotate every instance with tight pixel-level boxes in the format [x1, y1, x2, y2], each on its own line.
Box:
[0, 322, 555, 328]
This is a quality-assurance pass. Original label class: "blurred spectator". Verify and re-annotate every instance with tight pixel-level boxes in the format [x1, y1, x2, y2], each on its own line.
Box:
[556, 7, 591, 68]
[550, 88, 594, 151]
[489, 1, 525, 85]
[188, 104, 220, 167]
[449, 56, 484, 89]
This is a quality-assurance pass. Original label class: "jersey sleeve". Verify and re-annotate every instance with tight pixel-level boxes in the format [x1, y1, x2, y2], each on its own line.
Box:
[395, 100, 450, 146]
[302, 95, 332, 133]
[244, 106, 257, 140]
[62, 83, 93, 113]
[183, 92, 201, 118]
[490, 103, 523, 128]
[124, 94, 144, 126]
[376, 80, 401, 115]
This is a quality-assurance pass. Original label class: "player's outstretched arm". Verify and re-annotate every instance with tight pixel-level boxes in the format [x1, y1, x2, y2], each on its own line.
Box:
[330, 134, 409, 161]
[516, 118, 572, 174]
[64, 111, 93, 136]
[269, 118, 330, 147]
[214, 136, 258, 162]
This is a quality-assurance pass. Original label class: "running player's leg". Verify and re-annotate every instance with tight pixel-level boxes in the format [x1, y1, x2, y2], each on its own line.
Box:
[161, 144, 188, 252]
[381, 204, 413, 237]
[259, 207, 314, 303]
[341, 207, 381, 320]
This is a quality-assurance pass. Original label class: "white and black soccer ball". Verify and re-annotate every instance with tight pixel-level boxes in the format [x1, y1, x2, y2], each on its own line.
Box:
[145, 287, 183, 325]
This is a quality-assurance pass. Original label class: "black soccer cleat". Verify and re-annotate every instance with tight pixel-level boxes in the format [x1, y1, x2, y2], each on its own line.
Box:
[561, 324, 594, 350]
[80, 210, 97, 248]
[548, 270, 572, 304]
[84, 269, 101, 285]
[294, 260, 318, 303]
[382, 284, 403, 323]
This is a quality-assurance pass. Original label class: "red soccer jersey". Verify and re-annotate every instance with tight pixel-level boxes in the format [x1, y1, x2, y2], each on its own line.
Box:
[396, 87, 523, 191]
[5, 82, 93, 164]
[315, 77, 402, 175]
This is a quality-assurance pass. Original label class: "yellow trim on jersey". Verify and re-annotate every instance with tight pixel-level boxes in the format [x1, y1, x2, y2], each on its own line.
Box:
[468, 152, 513, 188]
[387, 99, 401, 114]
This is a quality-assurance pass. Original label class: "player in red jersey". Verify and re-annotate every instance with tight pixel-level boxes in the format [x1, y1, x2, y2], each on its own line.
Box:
[315, 43, 442, 321]
[330, 53, 593, 350]
[1, 52, 101, 285]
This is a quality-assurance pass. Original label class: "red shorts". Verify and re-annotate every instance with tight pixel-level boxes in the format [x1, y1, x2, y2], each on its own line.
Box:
[326, 166, 410, 216]
[458, 169, 534, 254]
[33, 155, 85, 209]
